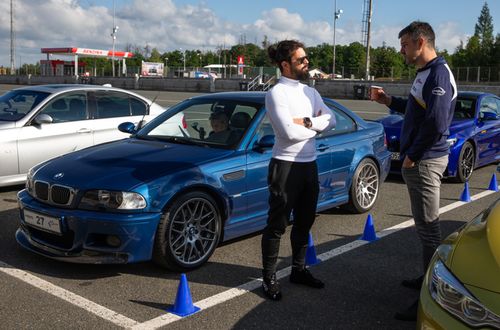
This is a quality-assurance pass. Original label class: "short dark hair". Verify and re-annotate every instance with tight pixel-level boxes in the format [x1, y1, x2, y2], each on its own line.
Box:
[268, 40, 305, 71]
[398, 21, 435, 49]
[209, 111, 228, 124]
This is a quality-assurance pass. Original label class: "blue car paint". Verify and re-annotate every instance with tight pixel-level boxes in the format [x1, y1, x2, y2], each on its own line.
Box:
[16, 92, 391, 266]
[377, 91, 500, 178]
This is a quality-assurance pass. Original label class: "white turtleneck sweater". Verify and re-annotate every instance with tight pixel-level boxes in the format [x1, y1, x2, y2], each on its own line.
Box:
[265, 76, 336, 162]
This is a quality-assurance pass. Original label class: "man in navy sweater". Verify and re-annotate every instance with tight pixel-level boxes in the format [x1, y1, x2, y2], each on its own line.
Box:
[371, 21, 457, 321]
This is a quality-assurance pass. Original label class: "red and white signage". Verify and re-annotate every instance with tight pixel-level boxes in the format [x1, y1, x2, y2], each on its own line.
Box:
[41, 47, 134, 59]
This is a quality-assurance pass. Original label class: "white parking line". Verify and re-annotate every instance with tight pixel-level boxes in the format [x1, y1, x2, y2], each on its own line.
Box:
[133, 189, 499, 329]
[1, 189, 497, 329]
[0, 261, 139, 328]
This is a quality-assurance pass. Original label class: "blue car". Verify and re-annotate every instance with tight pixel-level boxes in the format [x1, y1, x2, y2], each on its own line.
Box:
[16, 92, 391, 271]
[377, 91, 500, 182]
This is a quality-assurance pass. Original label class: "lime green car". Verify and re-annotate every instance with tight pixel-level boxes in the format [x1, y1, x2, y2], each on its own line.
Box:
[418, 197, 500, 328]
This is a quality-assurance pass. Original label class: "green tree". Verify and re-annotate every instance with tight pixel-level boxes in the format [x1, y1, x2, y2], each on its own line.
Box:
[371, 45, 404, 79]
[343, 42, 365, 78]
[148, 48, 162, 62]
[473, 2, 495, 66]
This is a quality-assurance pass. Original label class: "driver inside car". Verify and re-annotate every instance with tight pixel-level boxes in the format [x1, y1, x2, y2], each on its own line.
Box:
[205, 111, 231, 143]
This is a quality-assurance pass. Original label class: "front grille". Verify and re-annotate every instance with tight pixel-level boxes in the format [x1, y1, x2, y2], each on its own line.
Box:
[35, 181, 49, 200]
[52, 185, 71, 204]
[32, 181, 76, 207]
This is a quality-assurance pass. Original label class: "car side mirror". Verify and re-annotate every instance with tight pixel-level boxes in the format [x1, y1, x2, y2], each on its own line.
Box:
[33, 114, 53, 125]
[118, 122, 136, 134]
[480, 112, 499, 121]
[255, 134, 275, 151]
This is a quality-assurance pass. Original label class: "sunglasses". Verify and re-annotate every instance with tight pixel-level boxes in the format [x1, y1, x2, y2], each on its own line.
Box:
[292, 56, 309, 65]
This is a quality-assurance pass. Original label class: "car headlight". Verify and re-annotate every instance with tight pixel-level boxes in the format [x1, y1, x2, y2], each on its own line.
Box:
[429, 259, 500, 327]
[79, 190, 146, 210]
[26, 168, 35, 194]
[447, 137, 457, 147]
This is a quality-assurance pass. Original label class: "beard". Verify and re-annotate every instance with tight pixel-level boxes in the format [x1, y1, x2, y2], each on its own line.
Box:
[291, 65, 309, 81]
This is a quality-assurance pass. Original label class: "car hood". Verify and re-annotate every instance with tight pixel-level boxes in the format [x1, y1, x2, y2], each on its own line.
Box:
[449, 204, 500, 294]
[33, 138, 233, 190]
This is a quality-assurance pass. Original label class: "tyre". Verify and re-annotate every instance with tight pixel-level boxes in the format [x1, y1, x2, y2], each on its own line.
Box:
[153, 191, 222, 271]
[454, 141, 474, 183]
[345, 158, 380, 213]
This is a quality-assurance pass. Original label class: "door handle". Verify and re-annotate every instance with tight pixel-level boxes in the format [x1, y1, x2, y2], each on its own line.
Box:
[77, 128, 92, 134]
[317, 144, 330, 152]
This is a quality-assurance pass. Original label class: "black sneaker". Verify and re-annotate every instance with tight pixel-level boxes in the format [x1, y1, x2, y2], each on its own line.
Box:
[401, 275, 424, 290]
[262, 274, 282, 301]
[394, 299, 419, 321]
[289, 267, 325, 289]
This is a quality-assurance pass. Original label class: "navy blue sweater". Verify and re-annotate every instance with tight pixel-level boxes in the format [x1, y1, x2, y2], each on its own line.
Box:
[390, 56, 457, 161]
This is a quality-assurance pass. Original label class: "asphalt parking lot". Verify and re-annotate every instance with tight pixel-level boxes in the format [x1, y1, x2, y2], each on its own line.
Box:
[0, 84, 499, 329]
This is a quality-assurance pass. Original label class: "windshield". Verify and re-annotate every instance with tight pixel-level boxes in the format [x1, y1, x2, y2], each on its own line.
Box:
[137, 98, 261, 148]
[0, 90, 50, 121]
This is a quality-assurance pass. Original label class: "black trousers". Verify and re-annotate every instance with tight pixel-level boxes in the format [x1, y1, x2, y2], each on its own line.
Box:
[261, 158, 319, 279]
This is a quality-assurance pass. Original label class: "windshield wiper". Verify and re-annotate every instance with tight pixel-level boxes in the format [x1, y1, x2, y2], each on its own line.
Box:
[142, 135, 208, 147]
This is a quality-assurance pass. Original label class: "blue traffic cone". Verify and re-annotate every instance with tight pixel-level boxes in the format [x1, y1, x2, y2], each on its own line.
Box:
[167, 273, 200, 317]
[488, 173, 499, 192]
[460, 181, 471, 202]
[305, 232, 320, 266]
[359, 214, 379, 242]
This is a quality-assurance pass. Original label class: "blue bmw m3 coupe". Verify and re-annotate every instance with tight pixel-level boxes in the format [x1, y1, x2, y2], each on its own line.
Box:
[16, 92, 391, 271]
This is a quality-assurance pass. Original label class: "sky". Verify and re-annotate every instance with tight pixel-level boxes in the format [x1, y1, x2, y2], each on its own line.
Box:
[1, 0, 499, 67]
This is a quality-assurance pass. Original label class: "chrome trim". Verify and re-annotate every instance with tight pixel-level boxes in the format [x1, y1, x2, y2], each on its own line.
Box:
[32, 180, 77, 206]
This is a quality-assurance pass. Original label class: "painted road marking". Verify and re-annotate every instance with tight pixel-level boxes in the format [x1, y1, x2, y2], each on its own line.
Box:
[1, 189, 497, 329]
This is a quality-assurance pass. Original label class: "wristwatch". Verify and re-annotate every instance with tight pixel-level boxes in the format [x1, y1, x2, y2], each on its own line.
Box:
[303, 117, 312, 128]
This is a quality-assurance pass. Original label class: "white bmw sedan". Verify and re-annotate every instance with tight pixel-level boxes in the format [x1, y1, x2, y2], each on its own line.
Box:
[0, 84, 185, 187]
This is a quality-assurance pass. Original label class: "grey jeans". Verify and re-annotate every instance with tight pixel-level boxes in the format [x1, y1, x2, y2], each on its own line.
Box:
[401, 155, 448, 271]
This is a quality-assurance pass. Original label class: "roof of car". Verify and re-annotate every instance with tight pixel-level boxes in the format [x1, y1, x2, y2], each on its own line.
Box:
[13, 84, 127, 93]
[458, 91, 497, 98]
[192, 91, 267, 103]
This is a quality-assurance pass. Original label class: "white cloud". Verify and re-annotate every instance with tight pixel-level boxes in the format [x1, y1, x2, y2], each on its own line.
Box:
[0, 0, 467, 66]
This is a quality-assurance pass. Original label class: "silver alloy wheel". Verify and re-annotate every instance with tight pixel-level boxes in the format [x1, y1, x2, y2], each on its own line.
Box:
[460, 144, 474, 181]
[354, 162, 379, 209]
[168, 197, 219, 266]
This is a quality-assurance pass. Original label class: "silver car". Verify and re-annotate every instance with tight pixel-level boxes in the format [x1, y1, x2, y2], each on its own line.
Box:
[0, 84, 185, 187]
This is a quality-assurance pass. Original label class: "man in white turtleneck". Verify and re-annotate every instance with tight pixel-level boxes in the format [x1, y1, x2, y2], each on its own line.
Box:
[261, 40, 335, 301]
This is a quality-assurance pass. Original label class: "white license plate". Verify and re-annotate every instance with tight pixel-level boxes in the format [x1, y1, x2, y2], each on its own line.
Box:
[391, 152, 400, 161]
[24, 209, 62, 234]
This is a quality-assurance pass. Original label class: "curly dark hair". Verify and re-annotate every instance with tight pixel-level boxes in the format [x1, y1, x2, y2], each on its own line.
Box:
[268, 40, 305, 72]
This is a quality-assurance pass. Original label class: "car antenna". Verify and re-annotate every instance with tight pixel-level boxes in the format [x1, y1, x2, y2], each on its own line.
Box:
[137, 93, 159, 130]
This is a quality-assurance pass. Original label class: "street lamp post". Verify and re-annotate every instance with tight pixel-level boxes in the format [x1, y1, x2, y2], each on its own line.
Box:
[332, 0, 343, 80]
[111, 0, 118, 77]
[165, 57, 168, 77]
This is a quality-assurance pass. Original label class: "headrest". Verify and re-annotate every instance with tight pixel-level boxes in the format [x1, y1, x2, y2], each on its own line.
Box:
[52, 99, 67, 110]
[230, 112, 251, 129]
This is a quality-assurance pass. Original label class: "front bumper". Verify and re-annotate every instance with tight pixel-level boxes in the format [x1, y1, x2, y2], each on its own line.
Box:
[16, 189, 162, 264]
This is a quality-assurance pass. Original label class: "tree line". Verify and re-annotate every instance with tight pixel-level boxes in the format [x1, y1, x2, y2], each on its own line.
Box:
[13, 2, 500, 81]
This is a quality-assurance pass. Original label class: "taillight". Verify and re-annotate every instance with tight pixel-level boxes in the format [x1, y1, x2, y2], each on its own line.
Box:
[384, 132, 388, 147]
[182, 115, 187, 129]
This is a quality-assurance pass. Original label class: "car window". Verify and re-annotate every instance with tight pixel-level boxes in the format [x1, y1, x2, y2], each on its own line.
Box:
[453, 99, 475, 120]
[480, 97, 500, 117]
[143, 99, 260, 148]
[0, 90, 50, 121]
[39, 93, 88, 123]
[94, 91, 131, 118]
[130, 97, 148, 116]
[319, 103, 356, 137]
[254, 115, 274, 139]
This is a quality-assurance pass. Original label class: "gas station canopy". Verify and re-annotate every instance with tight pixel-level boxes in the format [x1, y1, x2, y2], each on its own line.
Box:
[41, 47, 134, 76]
[41, 47, 134, 59]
